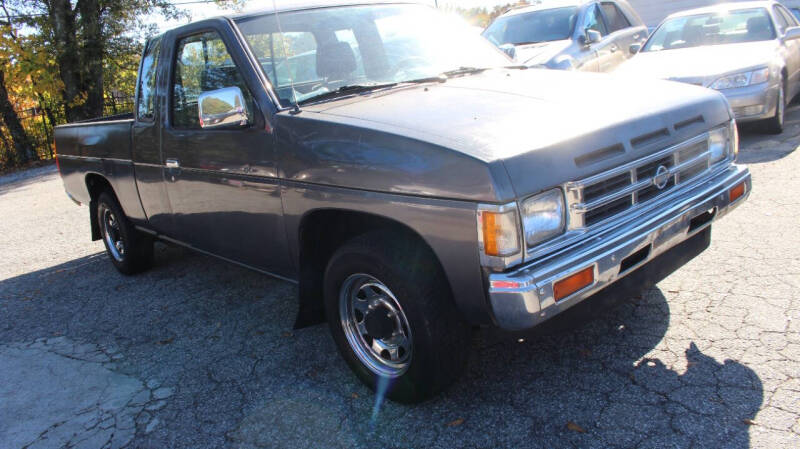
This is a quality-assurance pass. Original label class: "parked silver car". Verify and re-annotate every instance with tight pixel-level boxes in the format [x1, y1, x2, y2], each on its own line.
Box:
[482, 0, 648, 71]
[616, 1, 800, 133]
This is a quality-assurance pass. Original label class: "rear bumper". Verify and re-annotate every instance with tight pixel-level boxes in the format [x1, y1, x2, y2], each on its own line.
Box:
[488, 164, 751, 330]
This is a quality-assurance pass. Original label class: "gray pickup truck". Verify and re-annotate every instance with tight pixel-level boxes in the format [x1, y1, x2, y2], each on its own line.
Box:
[55, 1, 751, 402]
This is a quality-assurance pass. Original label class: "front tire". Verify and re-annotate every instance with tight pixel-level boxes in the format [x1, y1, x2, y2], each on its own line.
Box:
[97, 191, 153, 275]
[323, 231, 471, 403]
[759, 79, 785, 134]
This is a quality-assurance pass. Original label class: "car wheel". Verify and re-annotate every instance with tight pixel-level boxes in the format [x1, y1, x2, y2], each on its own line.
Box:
[97, 191, 154, 275]
[323, 230, 471, 403]
[760, 79, 785, 134]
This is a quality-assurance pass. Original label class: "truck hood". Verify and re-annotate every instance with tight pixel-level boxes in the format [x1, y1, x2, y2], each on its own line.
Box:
[614, 42, 777, 86]
[300, 68, 730, 201]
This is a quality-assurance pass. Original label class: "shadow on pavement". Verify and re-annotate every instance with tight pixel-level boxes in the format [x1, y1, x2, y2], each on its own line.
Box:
[0, 239, 764, 448]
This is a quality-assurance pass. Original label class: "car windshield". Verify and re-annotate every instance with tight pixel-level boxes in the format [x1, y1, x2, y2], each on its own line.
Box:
[482, 7, 579, 46]
[235, 4, 510, 107]
[643, 8, 776, 52]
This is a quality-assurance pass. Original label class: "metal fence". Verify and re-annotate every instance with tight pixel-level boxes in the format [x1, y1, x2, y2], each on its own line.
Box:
[12, 97, 135, 163]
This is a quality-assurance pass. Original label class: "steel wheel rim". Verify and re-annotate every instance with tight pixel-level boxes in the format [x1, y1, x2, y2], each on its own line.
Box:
[101, 206, 125, 262]
[339, 273, 412, 378]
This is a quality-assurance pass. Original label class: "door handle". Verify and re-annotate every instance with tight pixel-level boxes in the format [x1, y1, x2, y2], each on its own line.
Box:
[610, 45, 618, 52]
[166, 159, 180, 169]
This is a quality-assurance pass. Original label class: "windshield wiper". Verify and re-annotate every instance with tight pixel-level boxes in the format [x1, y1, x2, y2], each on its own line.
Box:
[512, 41, 544, 46]
[297, 83, 398, 105]
[440, 66, 488, 78]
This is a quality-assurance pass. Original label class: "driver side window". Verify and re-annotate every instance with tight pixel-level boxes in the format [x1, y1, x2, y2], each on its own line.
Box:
[584, 4, 608, 37]
[171, 31, 255, 129]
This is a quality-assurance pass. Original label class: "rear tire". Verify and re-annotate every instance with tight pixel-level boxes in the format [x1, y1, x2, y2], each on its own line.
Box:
[97, 191, 153, 275]
[323, 230, 471, 403]
[759, 79, 785, 134]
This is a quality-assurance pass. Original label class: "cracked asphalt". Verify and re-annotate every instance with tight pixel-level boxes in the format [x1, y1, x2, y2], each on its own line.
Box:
[2, 108, 800, 448]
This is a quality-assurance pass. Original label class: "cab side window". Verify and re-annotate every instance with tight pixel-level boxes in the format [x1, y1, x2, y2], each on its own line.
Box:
[601, 2, 632, 33]
[584, 4, 609, 36]
[773, 5, 790, 34]
[776, 5, 799, 27]
[171, 31, 255, 129]
[137, 37, 161, 122]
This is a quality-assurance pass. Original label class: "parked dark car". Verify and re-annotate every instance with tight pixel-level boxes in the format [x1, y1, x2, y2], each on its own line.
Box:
[55, 0, 751, 402]
[482, 0, 648, 71]
[616, 1, 800, 133]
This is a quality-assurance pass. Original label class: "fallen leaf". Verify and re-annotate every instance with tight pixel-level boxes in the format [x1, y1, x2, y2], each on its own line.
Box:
[743, 419, 757, 426]
[281, 331, 293, 337]
[446, 418, 464, 427]
[350, 392, 359, 399]
[566, 421, 586, 433]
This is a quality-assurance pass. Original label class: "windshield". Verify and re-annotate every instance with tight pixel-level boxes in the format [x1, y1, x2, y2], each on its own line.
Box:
[235, 4, 510, 107]
[482, 7, 578, 46]
[643, 8, 776, 52]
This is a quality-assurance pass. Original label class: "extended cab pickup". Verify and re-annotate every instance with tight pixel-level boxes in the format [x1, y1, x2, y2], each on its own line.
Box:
[55, 1, 751, 402]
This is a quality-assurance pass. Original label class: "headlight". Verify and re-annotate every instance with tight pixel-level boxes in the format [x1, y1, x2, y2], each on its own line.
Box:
[708, 122, 736, 164]
[520, 189, 565, 247]
[710, 67, 770, 90]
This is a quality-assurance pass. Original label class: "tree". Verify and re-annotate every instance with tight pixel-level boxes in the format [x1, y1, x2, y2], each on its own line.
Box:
[5, 0, 185, 122]
[0, 67, 35, 163]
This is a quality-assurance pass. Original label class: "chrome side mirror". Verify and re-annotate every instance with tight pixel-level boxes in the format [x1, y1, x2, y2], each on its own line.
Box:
[581, 29, 602, 46]
[784, 26, 800, 41]
[198, 86, 249, 129]
[499, 43, 517, 60]
[629, 43, 642, 54]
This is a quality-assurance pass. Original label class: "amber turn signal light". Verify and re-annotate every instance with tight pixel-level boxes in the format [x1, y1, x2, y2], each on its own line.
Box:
[553, 266, 594, 301]
[729, 182, 745, 203]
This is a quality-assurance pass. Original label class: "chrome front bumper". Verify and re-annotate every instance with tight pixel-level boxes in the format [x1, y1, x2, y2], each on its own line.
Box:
[488, 164, 751, 330]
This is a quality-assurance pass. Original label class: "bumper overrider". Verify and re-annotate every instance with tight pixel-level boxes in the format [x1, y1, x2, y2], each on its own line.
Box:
[488, 163, 751, 330]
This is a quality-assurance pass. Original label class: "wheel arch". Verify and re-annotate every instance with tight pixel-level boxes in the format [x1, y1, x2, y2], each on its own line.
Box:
[294, 208, 453, 329]
[85, 173, 116, 241]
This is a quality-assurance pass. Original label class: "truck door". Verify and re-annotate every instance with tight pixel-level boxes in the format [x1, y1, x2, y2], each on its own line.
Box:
[132, 36, 174, 233]
[159, 24, 292, 277]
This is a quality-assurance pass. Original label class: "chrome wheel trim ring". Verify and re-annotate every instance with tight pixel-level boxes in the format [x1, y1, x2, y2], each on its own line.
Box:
[339, 273, 412, 378]
[101, 205, 125, 262]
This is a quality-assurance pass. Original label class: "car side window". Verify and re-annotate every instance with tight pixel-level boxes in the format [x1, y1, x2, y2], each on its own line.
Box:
[776, 5, 799, 27]
[600, 2, 631, 33]
[773, 6, 790, 34]
[584, 4, 608, 37]
[171, 31, 255, 129]
[136, 37, 161, 122]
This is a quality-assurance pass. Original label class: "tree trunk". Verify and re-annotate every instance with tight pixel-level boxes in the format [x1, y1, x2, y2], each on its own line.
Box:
[77, 0, 104, 120]
[0, 68, 35, 164]
[48, 0, 85, 122]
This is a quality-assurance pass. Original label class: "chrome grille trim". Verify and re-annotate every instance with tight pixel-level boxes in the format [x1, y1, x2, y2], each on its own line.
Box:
[565, 131, 714, 229]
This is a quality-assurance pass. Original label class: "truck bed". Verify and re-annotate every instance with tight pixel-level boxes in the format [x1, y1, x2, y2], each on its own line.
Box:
[54, 117, 143, 221]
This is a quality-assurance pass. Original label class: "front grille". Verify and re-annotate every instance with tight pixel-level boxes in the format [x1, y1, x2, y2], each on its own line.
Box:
[566, 133, 715, 230]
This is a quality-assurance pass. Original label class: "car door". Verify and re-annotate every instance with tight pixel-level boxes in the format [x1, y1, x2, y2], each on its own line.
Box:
[579, 3, 620, 72]
[160, 24, 293, 277]
[775, 4, 800, 99]
[600, 1, 646, 66]
[132, 36, 174, 232]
